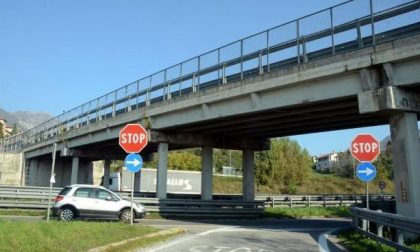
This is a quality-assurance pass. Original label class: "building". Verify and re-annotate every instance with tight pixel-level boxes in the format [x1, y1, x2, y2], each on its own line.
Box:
[0, 119, 14, 137]
[315, 152, 339, 172]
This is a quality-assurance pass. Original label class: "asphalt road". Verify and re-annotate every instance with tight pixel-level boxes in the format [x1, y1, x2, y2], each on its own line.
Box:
[136, 218, 351, 252]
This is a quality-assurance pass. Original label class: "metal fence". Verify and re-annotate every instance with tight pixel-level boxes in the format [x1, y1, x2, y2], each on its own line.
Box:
[1, 0, 420, 152]
[257, 194, 395, 208]
[351, 207, 420, 252]
[0, 186, 395, 216]
[0, 186, 264, 217]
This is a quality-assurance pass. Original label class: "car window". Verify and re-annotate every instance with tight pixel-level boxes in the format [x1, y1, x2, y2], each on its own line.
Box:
[58, 187, 72, 196]
[96, 189, 111, 200]
[74, 188, 92, 198]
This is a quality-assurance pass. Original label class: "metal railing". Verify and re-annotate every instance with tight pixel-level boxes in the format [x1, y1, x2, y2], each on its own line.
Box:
[0, 186, 394, 212]
[258, 194, 395, 208]
[0, 186, 264, 216]
[1, 0, 420, 152]
[351, 207, 420, 252]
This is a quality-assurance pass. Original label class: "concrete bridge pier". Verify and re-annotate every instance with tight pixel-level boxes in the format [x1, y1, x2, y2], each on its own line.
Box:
[25, 156, 93, 187]
[201, 146, 213, 200]
[103, 159, 111, 188]
[156, 142, 168, 199]
[71, 157, 79, 184]
[389, 112, 420, 219]
[242, 149, 255, 201]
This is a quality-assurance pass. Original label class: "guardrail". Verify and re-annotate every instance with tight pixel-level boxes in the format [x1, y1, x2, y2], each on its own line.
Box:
[256, 194, 395, 208]
[351, 207, 420, 252]
[1, 0, 420, 152]
[0, 186, 394, 215]
[0, 186, 264, 217]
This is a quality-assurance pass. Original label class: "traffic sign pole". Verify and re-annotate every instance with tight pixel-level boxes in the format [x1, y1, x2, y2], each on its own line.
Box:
[47, 143, 57, 222]
[131, 172, 134, 226]
[366, 182, 369, 210]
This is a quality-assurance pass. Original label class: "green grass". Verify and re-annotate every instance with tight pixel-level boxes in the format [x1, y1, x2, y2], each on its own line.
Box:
[264, 206, 351, 219]
[213, 171, 395, 195]
[338, 229, 420, 252]
[0, 208, 45, 216]
[0, 220, 163, 252]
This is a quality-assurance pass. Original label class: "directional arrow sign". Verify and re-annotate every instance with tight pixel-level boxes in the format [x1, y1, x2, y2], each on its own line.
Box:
[356, 162, 377, 182]
[124, 153, 143, 173]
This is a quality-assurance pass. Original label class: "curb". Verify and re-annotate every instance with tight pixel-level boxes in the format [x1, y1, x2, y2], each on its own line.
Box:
[87, 227, 185, 252]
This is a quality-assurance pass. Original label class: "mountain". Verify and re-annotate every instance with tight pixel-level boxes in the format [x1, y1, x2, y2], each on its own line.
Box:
[12, 111, 54, 130]
[0, 108, 53, 130]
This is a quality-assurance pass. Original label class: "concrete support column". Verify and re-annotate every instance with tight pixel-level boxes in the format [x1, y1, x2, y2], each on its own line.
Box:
[103, 160, 111, 188]
[156, 143, 168, 199]
[87, 162, 93, 184]
[134, 172, 141, 192]
[71, 157, 79, 185]
[242, 149, 255, 201]
[27, 159, 39, 186]
[389, 112, 420, 218]
[201, 147, 213, 200]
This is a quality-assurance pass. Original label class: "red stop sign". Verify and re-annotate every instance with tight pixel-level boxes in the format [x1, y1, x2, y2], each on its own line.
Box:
[119, 124, 148, 153]
[351, 134, 380, 162]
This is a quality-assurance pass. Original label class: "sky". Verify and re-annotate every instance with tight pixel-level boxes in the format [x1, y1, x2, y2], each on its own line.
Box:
[0, 0, 414, 156]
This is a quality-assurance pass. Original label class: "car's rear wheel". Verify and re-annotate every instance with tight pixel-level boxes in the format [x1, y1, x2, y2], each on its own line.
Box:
[120, 209, 134, 223]
[59, 207, 75, 221]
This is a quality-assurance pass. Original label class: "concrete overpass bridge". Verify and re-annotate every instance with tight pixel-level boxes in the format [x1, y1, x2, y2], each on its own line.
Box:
[1, 0, 420, 219]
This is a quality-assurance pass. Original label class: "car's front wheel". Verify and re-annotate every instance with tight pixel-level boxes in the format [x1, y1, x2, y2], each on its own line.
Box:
[59, 207, 75, 221]
[120, 209, 134, 223]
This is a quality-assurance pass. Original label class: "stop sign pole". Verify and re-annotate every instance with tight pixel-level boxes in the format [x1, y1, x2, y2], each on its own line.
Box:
[119, 123, 148, 225]
[351, 134, 380, 210]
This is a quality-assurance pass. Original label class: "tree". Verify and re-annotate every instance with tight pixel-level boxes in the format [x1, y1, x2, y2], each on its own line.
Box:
[332, 151, 356, 179]
[0, 122, 4, 139]
[254, 138, 312, 193]
[11, 123, 18, 135]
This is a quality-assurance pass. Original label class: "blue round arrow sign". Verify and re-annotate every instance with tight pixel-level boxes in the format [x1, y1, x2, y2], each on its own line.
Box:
[124, 153, 143, 173]
[356, 162, 377, 182]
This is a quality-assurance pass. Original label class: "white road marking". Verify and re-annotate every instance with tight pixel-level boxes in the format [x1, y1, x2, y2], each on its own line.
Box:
[318, 228, 338, 252]
[141, 226, 234, 252]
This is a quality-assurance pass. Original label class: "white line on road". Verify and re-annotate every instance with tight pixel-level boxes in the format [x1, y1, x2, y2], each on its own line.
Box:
[318, 228, 338, 252]
[139, 226, 235, 252]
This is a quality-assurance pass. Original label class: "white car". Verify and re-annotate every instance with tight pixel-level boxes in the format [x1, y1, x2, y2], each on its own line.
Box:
[52, 184, 146, 222]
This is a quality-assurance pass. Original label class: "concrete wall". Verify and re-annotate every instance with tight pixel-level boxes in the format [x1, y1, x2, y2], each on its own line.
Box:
[0, 152, 23, 186]
[25, 157, 95, 187]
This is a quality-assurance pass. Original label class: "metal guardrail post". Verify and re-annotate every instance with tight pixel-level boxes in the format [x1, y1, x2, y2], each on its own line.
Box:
[330, 7, 335, 56]
[266, 30, 270, 72]
[222, 64, 227, 84]
[302, 37, 308, 63]
[357, 19, 363, 48]
[296, 19, 300, 65]
[370, 0, 376, 46]
[258, 52, 263, 75]
[240, 40, 244, 81]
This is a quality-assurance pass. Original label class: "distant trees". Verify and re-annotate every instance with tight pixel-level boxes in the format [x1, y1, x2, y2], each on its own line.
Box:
[0, 123, 4, 139]
[332, 151, 355, 179]
[254, 138, 312, 193]
[11, 123, 17, 135]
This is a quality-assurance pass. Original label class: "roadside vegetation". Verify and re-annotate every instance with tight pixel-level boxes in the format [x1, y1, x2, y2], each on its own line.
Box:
[0, 220, 179, 252]
[145, 138, 395, 195]
[338, 229, 420, 252]
[264, 206, 351, 219]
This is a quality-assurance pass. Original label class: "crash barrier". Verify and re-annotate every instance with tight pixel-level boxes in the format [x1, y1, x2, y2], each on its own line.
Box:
[0, 186, 263, 217]
[351, 207, 420, 252]
[256, 194, 395, 208]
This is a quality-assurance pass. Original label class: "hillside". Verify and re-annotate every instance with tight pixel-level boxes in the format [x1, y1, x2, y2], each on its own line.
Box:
[214, 170, 394, 195]
[0, 108, 53, 130]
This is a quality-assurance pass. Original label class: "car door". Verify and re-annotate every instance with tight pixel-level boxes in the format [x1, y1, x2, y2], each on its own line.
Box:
[72, 188, 96, 217]
[91, 189, 122, 218]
